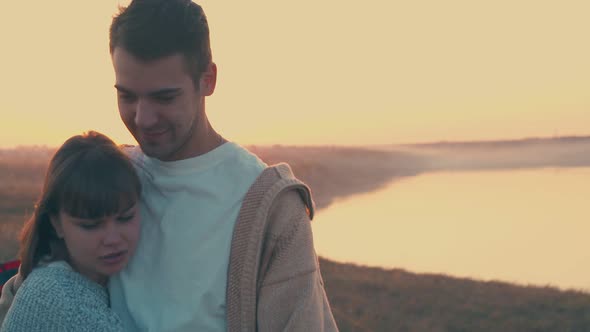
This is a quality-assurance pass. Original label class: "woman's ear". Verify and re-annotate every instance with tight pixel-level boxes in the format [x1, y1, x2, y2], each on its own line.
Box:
[50, 214, 64, 239]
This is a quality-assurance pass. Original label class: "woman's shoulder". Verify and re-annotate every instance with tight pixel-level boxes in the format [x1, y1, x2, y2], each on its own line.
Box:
[2, 262, 122, 332]
[25, 261, 104, 299]
[25, 261, 76, 282]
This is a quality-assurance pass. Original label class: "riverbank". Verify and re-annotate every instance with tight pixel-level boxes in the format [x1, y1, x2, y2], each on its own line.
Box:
[320, 258, 590, 332]
[250, 145, 425, 209]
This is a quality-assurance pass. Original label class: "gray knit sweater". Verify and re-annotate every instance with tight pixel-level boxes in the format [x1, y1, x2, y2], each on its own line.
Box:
[0, 261, 123, 332]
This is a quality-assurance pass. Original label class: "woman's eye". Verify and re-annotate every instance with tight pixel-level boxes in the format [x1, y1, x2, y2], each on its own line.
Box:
[79, 223, 99, 230]
[117, 214, 134, 222]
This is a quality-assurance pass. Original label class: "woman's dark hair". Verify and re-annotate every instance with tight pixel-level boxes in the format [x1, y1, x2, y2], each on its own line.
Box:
[18, 131, 141, 279]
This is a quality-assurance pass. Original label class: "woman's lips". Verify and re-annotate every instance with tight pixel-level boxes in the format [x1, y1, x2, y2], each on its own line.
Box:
[100, 250, 127, 265]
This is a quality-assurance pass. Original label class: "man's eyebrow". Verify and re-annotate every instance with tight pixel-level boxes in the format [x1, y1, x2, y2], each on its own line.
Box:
[148, 88, 182, 97]
[114, 84, 134, 94]
[114, 85, 182, 96]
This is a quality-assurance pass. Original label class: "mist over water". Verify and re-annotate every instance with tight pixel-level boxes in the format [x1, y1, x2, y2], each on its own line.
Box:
[312, 167, 590, 291]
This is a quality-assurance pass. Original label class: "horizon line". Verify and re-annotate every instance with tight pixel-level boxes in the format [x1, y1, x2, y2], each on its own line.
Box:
[2, 134, 590, 150]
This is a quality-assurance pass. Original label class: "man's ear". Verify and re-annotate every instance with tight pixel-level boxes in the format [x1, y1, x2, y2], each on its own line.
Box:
[50, 215, 64, 239]
[199, 62, 217, 96]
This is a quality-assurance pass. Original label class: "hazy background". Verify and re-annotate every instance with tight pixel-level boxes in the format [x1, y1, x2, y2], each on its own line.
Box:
[1, 0, 589, 147]
[2, 2, 590, 330]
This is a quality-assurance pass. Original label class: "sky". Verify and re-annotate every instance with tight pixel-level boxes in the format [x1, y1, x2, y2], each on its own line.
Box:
[1, 0, 588, 147]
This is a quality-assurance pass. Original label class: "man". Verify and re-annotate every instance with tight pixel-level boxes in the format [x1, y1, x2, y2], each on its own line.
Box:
[108, 1, 337, 331]
[1, 0, 337, 331]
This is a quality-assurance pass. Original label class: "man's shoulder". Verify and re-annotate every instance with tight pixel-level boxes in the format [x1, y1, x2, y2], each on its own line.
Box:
[251, 163, 306, 191]
[225, 142, 267, 170]
[119, 144, 142, 159]
[243, 162, 315, 220]
[215, 143, 267, 189]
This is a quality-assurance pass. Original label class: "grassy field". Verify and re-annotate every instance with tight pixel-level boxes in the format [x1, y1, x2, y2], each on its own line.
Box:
[0, 147, 53, 261]
[320, 258, 590, 332]
[2, 141, 590, 331]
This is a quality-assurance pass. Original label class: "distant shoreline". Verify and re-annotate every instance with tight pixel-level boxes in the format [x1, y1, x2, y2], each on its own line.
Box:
[3, 134, 590, 151]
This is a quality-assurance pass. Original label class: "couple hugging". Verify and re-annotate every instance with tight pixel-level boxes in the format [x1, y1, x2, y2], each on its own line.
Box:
[0, 1, 337, 331]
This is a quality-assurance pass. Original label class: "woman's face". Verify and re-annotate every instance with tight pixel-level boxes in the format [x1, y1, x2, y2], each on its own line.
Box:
[51, 203, 140, 286]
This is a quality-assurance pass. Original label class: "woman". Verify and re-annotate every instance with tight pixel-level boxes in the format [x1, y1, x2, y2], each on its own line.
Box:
[1, 131, 141, 332]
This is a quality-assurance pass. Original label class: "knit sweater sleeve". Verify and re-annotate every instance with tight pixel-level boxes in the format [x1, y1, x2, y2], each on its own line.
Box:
[256, 190, 338, 332]
[1, 265, 123, 332]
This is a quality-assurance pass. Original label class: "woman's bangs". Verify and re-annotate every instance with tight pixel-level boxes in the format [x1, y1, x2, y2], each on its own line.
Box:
[59, 160, 139, 219]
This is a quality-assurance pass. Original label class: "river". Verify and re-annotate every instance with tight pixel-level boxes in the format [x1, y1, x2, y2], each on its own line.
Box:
[312, 167, 590, 291]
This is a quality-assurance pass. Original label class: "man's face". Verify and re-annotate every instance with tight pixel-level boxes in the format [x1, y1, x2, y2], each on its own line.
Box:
[112, 48, 203, 161]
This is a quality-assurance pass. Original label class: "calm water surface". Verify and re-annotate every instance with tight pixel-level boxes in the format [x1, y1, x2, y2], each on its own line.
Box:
[312, 168, 590, 291]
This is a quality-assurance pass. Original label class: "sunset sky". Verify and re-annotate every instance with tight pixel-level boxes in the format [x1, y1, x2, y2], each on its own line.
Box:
[1, 0, 588, 148]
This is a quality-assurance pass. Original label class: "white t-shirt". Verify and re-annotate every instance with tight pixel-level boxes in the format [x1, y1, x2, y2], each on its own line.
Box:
[109, 142, 266, 331]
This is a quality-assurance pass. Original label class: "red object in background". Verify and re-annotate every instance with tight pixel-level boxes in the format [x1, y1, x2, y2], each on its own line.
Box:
[0, 260, 20, 293]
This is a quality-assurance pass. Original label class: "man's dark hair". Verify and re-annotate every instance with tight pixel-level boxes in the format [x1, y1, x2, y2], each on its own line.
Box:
[109, 0, 212, 83]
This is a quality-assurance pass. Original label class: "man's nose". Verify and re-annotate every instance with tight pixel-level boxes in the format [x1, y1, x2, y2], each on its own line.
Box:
[135, 99, 158, 129]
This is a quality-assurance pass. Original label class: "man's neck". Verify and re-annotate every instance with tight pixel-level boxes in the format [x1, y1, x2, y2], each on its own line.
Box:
[165, 121, 226, 161]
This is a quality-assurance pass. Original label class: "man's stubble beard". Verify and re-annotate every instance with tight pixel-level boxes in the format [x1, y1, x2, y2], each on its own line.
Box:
[149, 112, 200, 161]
